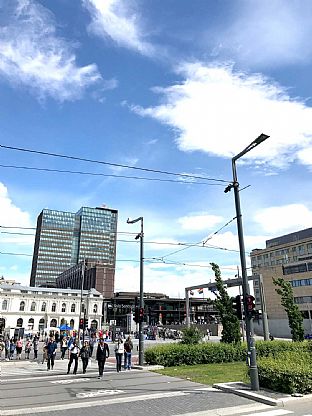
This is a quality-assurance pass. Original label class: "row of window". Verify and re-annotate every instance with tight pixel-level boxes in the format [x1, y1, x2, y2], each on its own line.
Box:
[291, 278, 312, 287]
[294, 296, 312, 304]
[1, 300, 98, 314]
[283, 263, 312, 275]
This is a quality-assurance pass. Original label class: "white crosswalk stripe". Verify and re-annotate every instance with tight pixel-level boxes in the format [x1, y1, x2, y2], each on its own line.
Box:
[243, 409, 293, 416]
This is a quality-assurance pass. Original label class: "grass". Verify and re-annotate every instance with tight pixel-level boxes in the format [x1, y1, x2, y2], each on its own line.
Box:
[154, 362, 249, 385]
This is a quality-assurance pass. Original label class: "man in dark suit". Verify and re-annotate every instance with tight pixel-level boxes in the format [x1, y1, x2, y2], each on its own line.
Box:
[96, 338, 109, 379]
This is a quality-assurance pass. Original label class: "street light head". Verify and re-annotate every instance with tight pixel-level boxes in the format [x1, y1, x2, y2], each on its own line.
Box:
[254, 133, 270, 145]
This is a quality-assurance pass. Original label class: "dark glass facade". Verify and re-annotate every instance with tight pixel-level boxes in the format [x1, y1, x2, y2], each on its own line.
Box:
[30, 207, 118, 288]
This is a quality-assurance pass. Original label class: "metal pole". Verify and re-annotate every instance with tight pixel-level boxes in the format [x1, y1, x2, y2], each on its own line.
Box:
[185, 289, 190, 327]
[232, 158, 259, 391]
[78, 259, 85, 344]
[139, 218, 144, 366]
[259, 275, 270, 340]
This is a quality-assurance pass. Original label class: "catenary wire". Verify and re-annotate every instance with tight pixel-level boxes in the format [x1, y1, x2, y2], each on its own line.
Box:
[0, 143, 229, 183]
[0, 164, 225, 186]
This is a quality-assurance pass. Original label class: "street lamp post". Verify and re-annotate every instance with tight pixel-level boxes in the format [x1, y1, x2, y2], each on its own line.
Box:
[225, 133, 269, 391]
[127, 216, 144, 366]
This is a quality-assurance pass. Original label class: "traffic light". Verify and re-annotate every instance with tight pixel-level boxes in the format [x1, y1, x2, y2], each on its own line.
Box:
[79, 318, 84, 329]
[246, 295, 256, 317]
[232, 295, 242, 320]
[133, 306, 139, 323]
[139, 307, 144, 323]
[84, 318, 88, 329]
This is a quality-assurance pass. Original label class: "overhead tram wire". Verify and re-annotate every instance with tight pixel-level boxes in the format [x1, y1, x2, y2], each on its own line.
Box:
[0, 143, 230, 184]
[160, 216, 237, 260]
[0, 163, 224, 186]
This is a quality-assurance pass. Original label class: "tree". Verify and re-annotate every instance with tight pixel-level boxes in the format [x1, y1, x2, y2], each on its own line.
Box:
[210, 262, 241, 344]
[180, 326, 203, 345]
[273, 277, 304, 342]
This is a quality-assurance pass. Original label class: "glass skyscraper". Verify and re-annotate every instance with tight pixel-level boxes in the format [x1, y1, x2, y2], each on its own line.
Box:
[30, 206, 118, 288]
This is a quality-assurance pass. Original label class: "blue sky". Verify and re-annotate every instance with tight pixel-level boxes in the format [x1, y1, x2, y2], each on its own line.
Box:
[1, 0, 312, 298]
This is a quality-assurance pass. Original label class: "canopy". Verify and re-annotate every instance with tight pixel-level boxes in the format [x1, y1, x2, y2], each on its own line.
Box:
[58, 324, 72, 331]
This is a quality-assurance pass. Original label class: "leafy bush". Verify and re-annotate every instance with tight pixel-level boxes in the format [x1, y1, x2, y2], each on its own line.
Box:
[145, 342, 246, 367]
[180, 326, 203, 345]
[258, 351, 312, 394]
[145, 340, 311, 368]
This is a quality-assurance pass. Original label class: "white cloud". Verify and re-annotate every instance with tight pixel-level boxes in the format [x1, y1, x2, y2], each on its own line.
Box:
[214, 1, 312, 68]
[131, 63, 312, 169]
[0, 0, 101, 101]
[0, 183, 34, 246]
[83, 0, 154, 56]
[254, 204, 312, 235]
[178, 213, 223, 231]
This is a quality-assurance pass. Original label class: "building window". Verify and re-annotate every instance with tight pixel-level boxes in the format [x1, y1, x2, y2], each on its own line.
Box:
[19, 301, 25, 311]
[50, 318, 57, 327]
[71, 303, 76, 313]
[2, 299, 8, 310]
[61, 303, 66, 313]
[28, 318, 34, 330]
[30, 302, 36, 312]
[51, 302, 56, 312]
[17, 318, 23, 327]
[41, 302, 46, 312]
[70, 319, 74, 328]
[93, 304, 98, 314]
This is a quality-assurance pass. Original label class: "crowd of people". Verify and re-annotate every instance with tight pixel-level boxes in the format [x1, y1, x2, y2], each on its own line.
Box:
[0, 332, 134, 379]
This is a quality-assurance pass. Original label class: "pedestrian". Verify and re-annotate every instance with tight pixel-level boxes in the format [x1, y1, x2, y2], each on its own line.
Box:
[96, 338, 109, 379]
[89, 335, 96, 357]
[9, 339, 15, 360]
[67, 340, 79, 375]
[33, 337, 39, 359]
[42, 343, 48, 364]
[123, 336, 133, 370]
[79, 341, 90, 374]
[114, 336, 124, 372]
[0, 338, 4, 360]
[5, 338, 10, 360]
[61, 336, 68, 359]
[24, 339, 32, 359]
[46, 337, 57, 370]
[16, 338, 23, 360]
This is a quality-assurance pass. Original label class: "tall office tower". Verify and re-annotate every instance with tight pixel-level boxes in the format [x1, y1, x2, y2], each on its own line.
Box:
[30, 206, 118, 290]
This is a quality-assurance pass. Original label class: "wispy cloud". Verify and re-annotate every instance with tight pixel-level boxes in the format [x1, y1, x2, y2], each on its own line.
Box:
[131, 62, 312, 169]
[83, 0, 155, 56]
[206, 1, 312, 68]
[178, 213, 223, 231]
[0, 0, 101, 101]
[254, 203, 312, 235]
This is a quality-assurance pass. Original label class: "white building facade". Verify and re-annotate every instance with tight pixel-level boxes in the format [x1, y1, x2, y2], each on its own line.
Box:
[0, 284, 103, 337]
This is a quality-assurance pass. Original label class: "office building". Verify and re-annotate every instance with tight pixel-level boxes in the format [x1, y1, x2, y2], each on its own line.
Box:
[56, 260, 114, 298]
[251, 228, 312, 337]
[30, 206, 118, 290]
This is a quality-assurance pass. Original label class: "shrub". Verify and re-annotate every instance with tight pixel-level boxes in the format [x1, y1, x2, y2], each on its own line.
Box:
[180, 327, 203, 345]
[255, 340, 309, 358]
[258, 351, 312, 394]
[144, 342, 246, 367]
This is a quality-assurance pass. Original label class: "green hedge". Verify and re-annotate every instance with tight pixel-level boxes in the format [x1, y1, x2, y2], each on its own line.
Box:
[258, 351, 312, 394]
[145, 340, 310, 367]
[144, 342, 246, 366]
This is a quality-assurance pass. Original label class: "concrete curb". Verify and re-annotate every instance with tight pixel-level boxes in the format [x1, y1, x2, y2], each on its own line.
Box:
[213, 382, 312, 407]
[213, 383, 279, 406]
[132, 364, 164, 371]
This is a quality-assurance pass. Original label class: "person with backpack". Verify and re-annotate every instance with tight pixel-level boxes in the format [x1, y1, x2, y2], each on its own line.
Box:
[46, 338, 57, 370]
[123, 336, 133, 370]
[79, 341, 90, 374]
[9, 338, 15, 360]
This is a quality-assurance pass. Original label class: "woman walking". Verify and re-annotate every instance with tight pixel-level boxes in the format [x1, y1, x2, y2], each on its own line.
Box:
[33, 337, 39, 360]
[60, 336, 68, 359]
[24, 339, 32, 359]
[79, 341, 90, 374]
[9, 338, 15, 360]
[114, 336, 124, 372]
[16, 338, 23, 360]
[124, 336, 133, 370]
